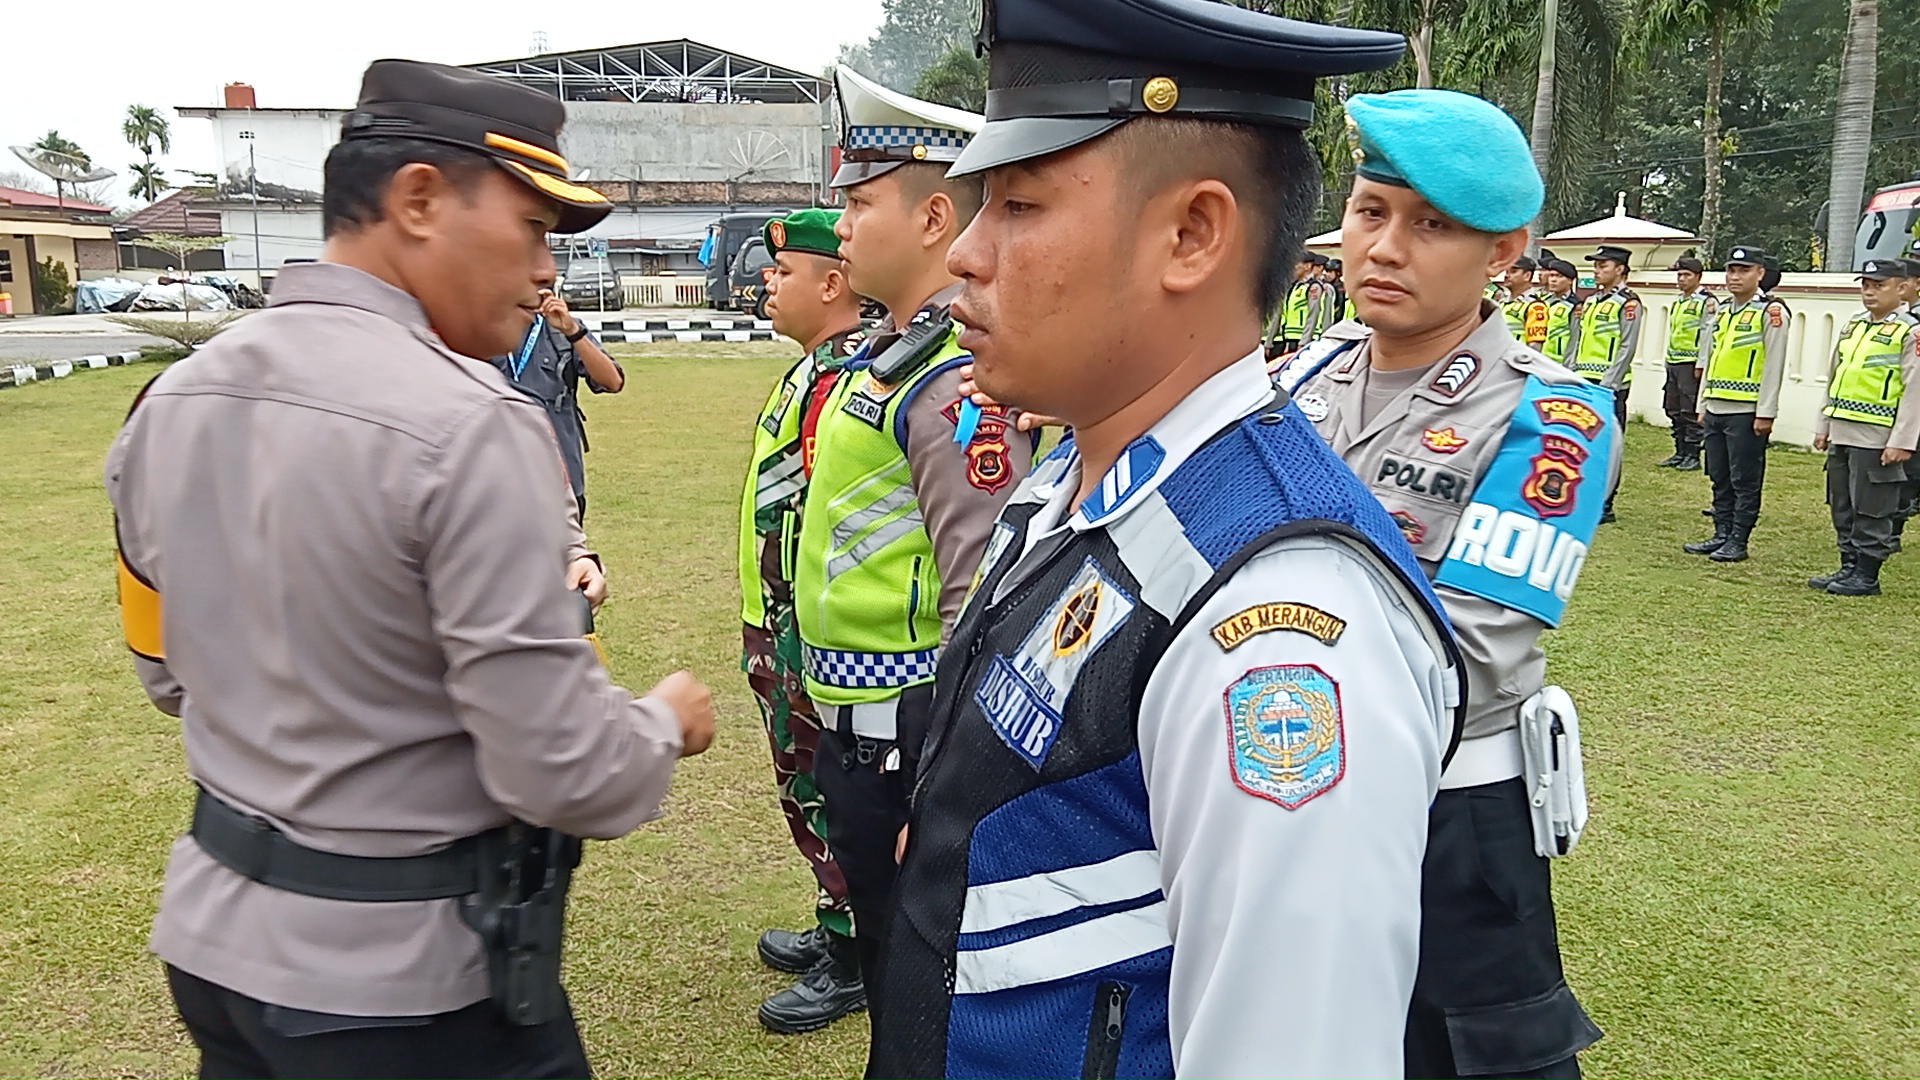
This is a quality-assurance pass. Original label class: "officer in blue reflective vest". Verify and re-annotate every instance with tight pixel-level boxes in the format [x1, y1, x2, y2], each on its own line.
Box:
[868, 1, 1466, 1076]
[1276, 89, 1611, 1080]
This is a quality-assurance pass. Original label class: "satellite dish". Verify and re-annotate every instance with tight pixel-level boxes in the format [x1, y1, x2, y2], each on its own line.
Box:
[728, 132, 791, 181]
[10, 145, 114, 207]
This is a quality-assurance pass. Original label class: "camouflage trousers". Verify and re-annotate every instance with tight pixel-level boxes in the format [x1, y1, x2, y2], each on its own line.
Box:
[743, 610, 853, 937]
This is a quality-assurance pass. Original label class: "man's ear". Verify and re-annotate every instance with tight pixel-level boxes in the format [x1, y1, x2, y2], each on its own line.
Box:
[384, 162, 455, 242]
[822, 265, 849, 305]
[1159, 178, 1239, 296]
[920, 191, 956, 250]
[1487, 227, 1531, 278]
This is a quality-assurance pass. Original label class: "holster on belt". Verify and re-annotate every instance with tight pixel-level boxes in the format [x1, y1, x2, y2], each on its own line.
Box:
[460, 823, 584, 1026]
[1518, 686, 1589, 857]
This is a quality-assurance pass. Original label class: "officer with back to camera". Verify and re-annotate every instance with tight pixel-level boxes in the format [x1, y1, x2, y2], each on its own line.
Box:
[107, 60, 714, 1077]
[869, 1, 1466, 1075]
[1275, 88, 1612, 1080]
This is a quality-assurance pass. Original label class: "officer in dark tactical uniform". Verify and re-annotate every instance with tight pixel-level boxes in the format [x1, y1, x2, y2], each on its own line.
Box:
[488, 284, 624, 523]
[870, 1, 1464, 1076]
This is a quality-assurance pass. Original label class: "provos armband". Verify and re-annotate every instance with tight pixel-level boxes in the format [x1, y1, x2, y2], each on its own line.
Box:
[116, 541, 164, 661]
[1434, 376, 1618, 626]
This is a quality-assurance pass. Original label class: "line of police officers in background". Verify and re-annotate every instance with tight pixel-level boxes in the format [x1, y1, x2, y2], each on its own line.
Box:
[1282, 237, 1920, 592]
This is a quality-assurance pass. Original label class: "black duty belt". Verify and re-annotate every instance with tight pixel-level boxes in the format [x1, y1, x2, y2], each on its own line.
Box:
[190, 786, 496, 902]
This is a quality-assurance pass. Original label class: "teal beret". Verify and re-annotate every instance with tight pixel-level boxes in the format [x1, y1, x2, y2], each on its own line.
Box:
[1344, 89, 1543, 234]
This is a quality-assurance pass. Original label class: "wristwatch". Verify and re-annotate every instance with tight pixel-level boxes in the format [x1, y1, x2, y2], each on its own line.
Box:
[564, 324, 590, 344]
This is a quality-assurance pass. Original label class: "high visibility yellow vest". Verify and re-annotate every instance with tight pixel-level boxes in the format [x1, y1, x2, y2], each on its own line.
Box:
[1665, 292, 1713, 364]
[1542, 294, 1577, 364]
[1502, 290, 1537, 337]
[1705, 300, 1774, 402]
[739, 346, 833, 626]
[1824, 315, 1913, 427]
[794, 328, 968, 705]
[1281, 281, 1313, 338]
[1572, 289, 1632, 383]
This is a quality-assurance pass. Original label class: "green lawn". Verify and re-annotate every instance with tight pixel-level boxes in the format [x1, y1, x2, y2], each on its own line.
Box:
[0, 348, 1915, 1078]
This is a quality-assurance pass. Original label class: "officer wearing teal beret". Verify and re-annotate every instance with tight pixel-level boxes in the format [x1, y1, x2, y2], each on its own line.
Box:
[1275, 87, 1610, 1078]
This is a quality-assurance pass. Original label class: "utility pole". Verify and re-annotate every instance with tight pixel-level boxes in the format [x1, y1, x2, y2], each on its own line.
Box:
[239, 130, 263, 288]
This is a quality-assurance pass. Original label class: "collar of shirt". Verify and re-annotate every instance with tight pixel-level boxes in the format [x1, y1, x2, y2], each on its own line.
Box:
[1026, 349, 1273, 548]
[872, 281, 965, 336]
[267, 261, 435, 337]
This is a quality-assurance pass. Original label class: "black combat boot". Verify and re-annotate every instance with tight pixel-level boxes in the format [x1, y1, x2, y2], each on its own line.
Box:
[1676, 452, 1701, 471]
[1826, 555, 1884, 596]
[758, 930, 866, 1034]
[1684, 523, 1729, 555]
[1709, 526, 1751, 562]
[1657, 451, 1686, 467]
[1808, 552, 1857, 590]
[758, 925, 831, 975]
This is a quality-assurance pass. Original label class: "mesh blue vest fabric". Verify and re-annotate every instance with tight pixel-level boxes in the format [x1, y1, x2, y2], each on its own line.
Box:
[1158, 400, 1453, 629]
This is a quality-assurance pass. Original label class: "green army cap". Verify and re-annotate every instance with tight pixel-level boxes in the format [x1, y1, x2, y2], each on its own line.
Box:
[765, 208, 844, 260]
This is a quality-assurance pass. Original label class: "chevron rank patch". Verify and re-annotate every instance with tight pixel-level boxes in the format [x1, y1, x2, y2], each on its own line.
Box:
[1225, 664, 1346, 810]
[1429, 352, 1482, 396]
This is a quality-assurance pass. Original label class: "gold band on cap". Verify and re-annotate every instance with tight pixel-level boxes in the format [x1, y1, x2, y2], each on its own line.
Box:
[485, 132, 570, 173]
[1143, 77, 1180, 113]
[501, 160, 609, 206]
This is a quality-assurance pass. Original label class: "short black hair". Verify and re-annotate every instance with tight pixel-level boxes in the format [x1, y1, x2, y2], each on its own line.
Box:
[892, 161, 987, 230]
[1110, 118, 1320, 316]
[322, 136, 494, 238]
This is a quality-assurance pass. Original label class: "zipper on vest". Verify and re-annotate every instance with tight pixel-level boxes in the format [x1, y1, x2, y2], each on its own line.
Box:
[907, 556, 923, 643]
[1886, 369, 1897, 399]
[1081, 980, 1132, 1079]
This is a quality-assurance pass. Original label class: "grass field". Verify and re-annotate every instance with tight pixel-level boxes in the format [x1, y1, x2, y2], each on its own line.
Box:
[1, 345, 1916, 1078]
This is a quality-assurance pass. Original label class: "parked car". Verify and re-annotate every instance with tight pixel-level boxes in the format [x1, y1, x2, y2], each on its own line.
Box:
[729, 238, 778, 320]
[560, 269, 624, 311]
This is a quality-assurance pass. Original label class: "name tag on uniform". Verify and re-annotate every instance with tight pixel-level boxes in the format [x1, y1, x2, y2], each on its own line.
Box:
[1435, 377, 1616, 626]
[976, 556, 1135, 770]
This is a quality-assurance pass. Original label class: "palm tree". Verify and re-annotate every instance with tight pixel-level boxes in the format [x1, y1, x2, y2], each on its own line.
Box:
[123, 105, 173, 203]
[128, 162, 172, 202]
[1641, 0, 1782, 260]
[30, 130, 89, 167]
[1823, 0, 1877, 269]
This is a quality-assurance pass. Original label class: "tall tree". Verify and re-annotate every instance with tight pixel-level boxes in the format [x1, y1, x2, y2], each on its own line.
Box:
[123, 105, 173, 203]
[1823, 0, 1878, 268]
[128, 162, 172, 202]
[840, 0, 979, 90]
[913, 43, 989, 112]
[1641, 0, 1783, 260]
[29, 130, 89, 167]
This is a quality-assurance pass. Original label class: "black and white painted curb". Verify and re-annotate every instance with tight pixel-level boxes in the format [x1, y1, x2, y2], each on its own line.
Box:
[578, 317, 777, 344]
[4, 350, 150, 390]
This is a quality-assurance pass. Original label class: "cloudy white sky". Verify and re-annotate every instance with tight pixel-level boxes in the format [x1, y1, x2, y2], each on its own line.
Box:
[5, 0, 884, 207]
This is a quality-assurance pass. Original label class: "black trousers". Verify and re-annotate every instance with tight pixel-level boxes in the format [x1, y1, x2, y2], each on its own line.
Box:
[1603, 390, 1628, 515]
[1404, 779, 1600, 1079]
[1826, 445, 1907, 561]
[167, 966, 590, 1079]
[1703, 411, 1768, 532]
[814, 683, 929, 1037]
[1662, 364, 1703, 452]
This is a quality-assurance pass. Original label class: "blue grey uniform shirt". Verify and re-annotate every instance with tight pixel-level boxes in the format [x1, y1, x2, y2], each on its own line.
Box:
[488, 317, 620, 497]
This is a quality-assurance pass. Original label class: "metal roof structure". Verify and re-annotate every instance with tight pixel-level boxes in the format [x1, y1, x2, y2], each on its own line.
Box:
[464, 39, 827, 105]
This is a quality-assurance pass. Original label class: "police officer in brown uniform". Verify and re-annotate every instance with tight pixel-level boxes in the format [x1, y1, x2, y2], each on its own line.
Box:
[107, 60, 715, 1077]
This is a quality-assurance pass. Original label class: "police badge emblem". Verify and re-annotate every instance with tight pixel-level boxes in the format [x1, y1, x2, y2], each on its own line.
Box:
[1224, 664, 1346, 809]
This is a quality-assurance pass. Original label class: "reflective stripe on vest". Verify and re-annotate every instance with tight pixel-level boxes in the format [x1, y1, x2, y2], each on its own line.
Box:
[1542, 297, 1575, 363]
[1824, 317, 1912, 427]
[1706, 303, 1769, 402]
[1666, 294, 1710, 363]
[794, 329, 968, 704]
[1572, 292, 1628, 381]
[738, 351, 821, 627]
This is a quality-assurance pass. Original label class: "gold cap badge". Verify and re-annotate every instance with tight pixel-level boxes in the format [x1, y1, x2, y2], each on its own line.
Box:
[912, 144, 929, 160]
[1143, 77, 1180, 114]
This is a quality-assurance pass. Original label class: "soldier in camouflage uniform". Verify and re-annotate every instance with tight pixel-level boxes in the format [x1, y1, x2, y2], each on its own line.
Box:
[737, 208, 871, 1032]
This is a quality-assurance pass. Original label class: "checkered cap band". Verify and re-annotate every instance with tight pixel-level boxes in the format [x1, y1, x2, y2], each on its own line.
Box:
[845, 125, 971, 150]
[804, 645, 941, 689]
